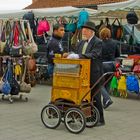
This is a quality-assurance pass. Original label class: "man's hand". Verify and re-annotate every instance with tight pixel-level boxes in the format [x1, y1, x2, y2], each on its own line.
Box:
[63, 53, 69, 58]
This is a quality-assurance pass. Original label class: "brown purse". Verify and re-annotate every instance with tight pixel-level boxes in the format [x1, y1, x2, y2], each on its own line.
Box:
[28, 57, 37, 72]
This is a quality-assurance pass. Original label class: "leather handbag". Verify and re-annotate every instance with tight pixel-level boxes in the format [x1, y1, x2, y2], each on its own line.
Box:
[10, 76, 20, 95]
[6, 60, 20, 95]
[28, 57, 36, 72]
[20, 58, 31, 93]
[111, 18, 123, 40]
[10, 45, 23, 57]
[20, 81, 31, 93]
[23, 22, 38, 55]
[0, 41, 6, 54]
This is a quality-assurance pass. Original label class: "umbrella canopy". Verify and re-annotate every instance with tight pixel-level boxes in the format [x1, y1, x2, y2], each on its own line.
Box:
[98, 0, 140, 13]
[97, 0, 140, 19]
[0, 6, 97, 19]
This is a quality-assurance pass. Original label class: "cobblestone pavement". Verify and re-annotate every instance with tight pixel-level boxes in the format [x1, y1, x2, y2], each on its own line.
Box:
[0, 85, 140, 140]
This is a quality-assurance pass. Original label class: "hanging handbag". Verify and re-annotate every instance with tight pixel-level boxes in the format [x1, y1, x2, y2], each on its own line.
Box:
[0, 68, 6, 91]
[1, 67, 11, 95]
[28, 57, 36, 72]
[9, 22, 24, 57]
[65, 17, 77, 33]
[0, 21, 6, 55]
[10, 76, 20, 95]
[0, 80, 4, 92]
[71, 29, 82, 46]
[37, 18, 50, 35]
[1, 80, 11, 95]
[10, 45, 23, 57]
[0, 41, 6, 54]
[111, 18, 123, 40]
[6, 60, 20, 95]
[3, 22, 15, 55]
[20, 58, 31, 93]
[126, 10, 138, 25]
[23, 22, 38, 55]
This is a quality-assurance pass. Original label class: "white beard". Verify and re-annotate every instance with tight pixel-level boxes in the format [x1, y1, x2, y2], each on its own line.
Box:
[82, 35, 88, 40]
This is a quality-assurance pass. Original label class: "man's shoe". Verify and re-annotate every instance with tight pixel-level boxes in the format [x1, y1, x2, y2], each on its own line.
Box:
[96, 121, 105, 127]
[103, 100, 113, 109]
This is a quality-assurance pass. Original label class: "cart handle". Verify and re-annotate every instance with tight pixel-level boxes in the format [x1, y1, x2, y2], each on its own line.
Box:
[80, 72, 114, 105]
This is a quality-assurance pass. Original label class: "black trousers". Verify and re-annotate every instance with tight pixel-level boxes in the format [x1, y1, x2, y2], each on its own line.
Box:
[91, 83, 104, 122]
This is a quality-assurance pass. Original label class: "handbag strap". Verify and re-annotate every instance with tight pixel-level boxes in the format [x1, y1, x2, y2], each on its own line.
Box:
[105, 18, 110, 26]
[27, 21, 35, 43]
[0, 20, 4, 40]
[1, 21, 6, 42]
[21, 58, 27, 82]
[1, 67, 7, 82]
[3, 60, 11, 81]
[19, 20, 27, 42]
[5, 20, 12, 37]
[112, 18, 121, 26]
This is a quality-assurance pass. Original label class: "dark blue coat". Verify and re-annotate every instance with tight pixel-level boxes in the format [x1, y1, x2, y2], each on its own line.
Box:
[47, 35, 63, 64]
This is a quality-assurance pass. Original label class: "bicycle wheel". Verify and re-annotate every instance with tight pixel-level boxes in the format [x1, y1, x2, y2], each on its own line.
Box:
[64, 108, 86, 134]
[86, 106, 100, 128]
[41, 104, 61, 129]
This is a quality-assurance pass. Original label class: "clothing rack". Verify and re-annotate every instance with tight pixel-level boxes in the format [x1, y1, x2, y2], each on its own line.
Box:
[0, 55, 31, 103]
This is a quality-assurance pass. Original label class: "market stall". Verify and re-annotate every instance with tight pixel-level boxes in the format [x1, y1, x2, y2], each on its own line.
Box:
[0, 19, 37, 103]
[97, 0, 140, 98]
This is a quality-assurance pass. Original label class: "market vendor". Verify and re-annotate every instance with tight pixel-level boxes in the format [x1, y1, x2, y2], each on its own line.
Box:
[47, 23, 65, 81]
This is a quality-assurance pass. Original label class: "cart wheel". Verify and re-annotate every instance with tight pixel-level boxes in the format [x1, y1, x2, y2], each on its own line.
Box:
[9, 97, 14, 104]
[19, 94, 23, 100]
[25, 97, 28, 102]
[64, 108, 86, 134]
[41, 104, 61, 129]
[86, 106, 100, 128]
[1, 95, 4, 100]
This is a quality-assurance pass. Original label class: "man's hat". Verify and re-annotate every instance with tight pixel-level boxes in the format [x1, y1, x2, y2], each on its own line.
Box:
[82, 21, 96, 31]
